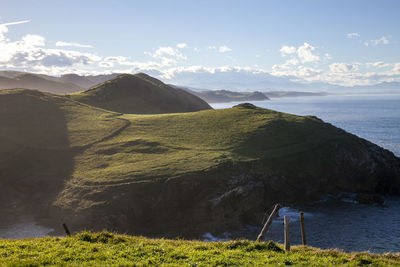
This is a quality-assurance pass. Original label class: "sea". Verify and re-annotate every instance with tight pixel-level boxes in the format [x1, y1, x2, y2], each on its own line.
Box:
[211, 94, 400, 157]
[1, 94, 400, 253]
[207, 94, 400, 253]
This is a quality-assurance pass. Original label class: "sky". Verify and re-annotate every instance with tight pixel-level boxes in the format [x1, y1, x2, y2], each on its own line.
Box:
[1, 0, 400, 90]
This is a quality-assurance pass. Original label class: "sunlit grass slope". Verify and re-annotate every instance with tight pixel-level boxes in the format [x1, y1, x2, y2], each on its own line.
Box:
[68, 103, 336, 185]
[0, 232, 398, 266]
[57, 102, 394, 219]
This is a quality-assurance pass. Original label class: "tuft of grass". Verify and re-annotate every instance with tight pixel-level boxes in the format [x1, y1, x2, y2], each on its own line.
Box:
[0, 232, 398, 266]
[77, 231, 126, 244]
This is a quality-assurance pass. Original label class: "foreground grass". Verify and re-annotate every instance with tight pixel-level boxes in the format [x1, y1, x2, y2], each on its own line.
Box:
[0, 232, 399, 266]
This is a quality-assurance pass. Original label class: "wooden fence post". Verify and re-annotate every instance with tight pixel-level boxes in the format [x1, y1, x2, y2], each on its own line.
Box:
[284, 216, 290, 251]
[299, 212, 306, 246]
[62, 223, 71, 236]
[256, 204, 280, 242]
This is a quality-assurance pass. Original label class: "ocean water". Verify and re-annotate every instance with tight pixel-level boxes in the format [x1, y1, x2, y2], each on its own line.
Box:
[224, 196, 400, 253]
[211, 94, 400, 157]
[211, 94, 400, 253]
[0, 216, 54, 239]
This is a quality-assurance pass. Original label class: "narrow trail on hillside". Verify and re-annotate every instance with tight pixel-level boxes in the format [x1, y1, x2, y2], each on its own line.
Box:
[72, 117, 131, 150]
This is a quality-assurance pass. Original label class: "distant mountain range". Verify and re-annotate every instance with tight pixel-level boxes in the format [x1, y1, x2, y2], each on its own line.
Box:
[171, 85, 269, 103]
[0, 71, 119, 94]
[263, 91, 329, 98]
[156, 68, 400, 93]
[0, 72, 83, 94]
[1, 70, 399, 102]
[172, 84, 334, 103]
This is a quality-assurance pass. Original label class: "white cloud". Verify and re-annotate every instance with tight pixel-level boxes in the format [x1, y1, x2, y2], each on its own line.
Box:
[271, 64, 323, 78]
[297, 42, 320, 63]
[218, 45, 232, 53]
[0, 20, 30, 42]
[280, 45, 296, 56]
[278, 43, 320, 63]
[366, 61, 391, 68]
[272, 64, 287, 71]
[99, 55, 164, 70]
[21, 34, 45, 47]
[207, 45, 232, 53]
[1, 20, 31, 27]
[347, 32, 360, 38]
[273, 43, 324, 80]
[297, 66, 324, 77]
[98, 56, 126, 67]
[0, 22, 101, 70]
[155, 46, 186, 59]
[99, 61, 114, 68]
[393, 63, 400, 72]
[145, 46, 187, 66]
[286, 58, 299, 65]
[56, 41, 93, 48]
[176, 43, 187, 48]
[364, 36, 389, 46]
[329, 62, 360, 73]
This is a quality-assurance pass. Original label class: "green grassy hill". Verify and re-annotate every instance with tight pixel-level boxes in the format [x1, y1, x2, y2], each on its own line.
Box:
[69, 73, 212, 114]
[0, 88, 399, 238]
[1, 232, 399, 266]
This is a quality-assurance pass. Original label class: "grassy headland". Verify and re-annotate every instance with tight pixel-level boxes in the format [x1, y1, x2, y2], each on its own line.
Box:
[0, 232, 398, 266]
[0, 86, 399, 238]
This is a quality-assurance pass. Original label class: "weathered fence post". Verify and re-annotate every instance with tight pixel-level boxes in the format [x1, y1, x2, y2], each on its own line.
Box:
[62, 223, 71, 236]
[299, 211, 306, 246]
[284, 216, 290, 251]
[256, 204, 280, 242]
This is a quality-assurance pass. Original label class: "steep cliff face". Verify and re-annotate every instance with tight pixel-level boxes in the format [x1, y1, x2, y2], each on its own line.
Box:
[56, 139, 400, 238]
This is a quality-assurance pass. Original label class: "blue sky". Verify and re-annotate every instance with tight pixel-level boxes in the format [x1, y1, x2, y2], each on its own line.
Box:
[1, 0, 400, 89]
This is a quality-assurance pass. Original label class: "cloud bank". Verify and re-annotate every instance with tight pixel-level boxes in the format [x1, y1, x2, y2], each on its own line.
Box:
[0, 20, 399, 90]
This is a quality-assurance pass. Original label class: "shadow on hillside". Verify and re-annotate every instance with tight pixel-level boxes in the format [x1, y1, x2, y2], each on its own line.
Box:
[0, 90, 74, 226]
